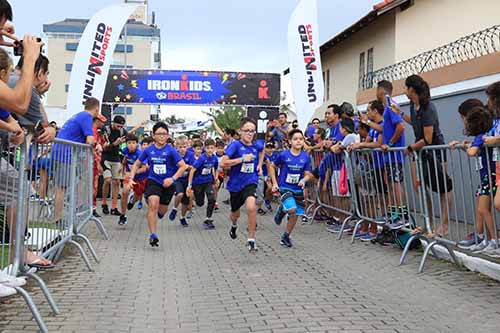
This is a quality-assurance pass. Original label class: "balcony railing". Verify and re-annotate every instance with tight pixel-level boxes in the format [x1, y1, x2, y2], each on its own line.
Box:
[359, 24, 500, 91]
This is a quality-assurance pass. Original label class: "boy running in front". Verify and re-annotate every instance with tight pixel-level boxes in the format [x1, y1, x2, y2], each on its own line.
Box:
[119, 134, 148, 226]
[128, 122, 187, 247]
[270, 129, 313, 247]
[187, 139, 219, 229]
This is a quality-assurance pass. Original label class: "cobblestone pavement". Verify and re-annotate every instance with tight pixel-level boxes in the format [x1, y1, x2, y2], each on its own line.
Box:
[2, 193, 500, 332]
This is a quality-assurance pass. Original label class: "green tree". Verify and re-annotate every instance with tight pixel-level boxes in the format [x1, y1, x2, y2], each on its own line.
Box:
[204, 106, 246, 132]
[163, 114, 185, 125]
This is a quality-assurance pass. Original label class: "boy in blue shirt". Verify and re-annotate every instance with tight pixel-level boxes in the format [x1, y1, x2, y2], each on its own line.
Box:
[119, 133, 148, 226]
[221, 117, 264, 252]
[187, 138, 219, 229]
[169, 135, 194, 227]
[128, 122, 187, 247]
[270, 129, 313, 247]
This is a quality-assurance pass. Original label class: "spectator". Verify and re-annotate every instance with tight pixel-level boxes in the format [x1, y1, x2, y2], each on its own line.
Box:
[305, 117, 321, 141]
[49, 120, 57, 129]
[92, 113, 107, 217]
[53, 98, 99, 224]
[267, 112, 289, 149]
[393, 74, 452, 236]
[101, 115, 128, 216]
[340, 102, 359, 132]
[324, 104, 343, 142]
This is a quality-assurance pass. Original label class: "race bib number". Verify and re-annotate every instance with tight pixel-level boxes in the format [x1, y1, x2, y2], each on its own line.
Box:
[153, 164, 167, 175]
[286, 173, 300, 184]
[201, 167, 211, 175]
[240, 162, 254, 173]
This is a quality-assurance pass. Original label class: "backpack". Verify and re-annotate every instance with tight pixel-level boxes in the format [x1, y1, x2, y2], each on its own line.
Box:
[394, 230, 421, 250]
[371, 225, 395, 246]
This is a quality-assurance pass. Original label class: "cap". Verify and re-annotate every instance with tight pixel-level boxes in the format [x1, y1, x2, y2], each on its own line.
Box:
[341, 118, 355, 134]
[113, 115, 126, 125]
[340, 102, 355, 117]
[96, 114, 107, 122]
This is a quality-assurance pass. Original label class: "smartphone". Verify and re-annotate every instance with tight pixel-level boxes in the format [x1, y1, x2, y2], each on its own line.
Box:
[34, 120, 45, 137]
[385, 95, 392, 107]
[13, 38, 43, 57]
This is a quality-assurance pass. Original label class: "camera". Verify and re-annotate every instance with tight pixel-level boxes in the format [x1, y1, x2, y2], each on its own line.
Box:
[13, 38, 42, 57]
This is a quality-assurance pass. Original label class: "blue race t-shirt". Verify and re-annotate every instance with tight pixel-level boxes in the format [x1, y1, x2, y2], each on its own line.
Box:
[306, 125, 315, 139]
[225, 140, 263, 192]
[192, 153, 218, 185]
[178, 150, 195, 182]
[52, 111, 94, 162]
[273, 150, 312, 193]
[0, 108, 10, 120]
[263, 151, 278, 177]
[368, 121, 384, 168]
[472, 133, 496, 180]
[327, 121, 344, 142]
[383, 104, 405, 164]
[139, 144, 182, 185]
[123, 147, 147, 181]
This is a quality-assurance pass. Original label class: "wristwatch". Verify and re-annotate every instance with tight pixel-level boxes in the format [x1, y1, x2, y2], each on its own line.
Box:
[388, 142, 394, 147]
[406, 145, 413, 152]
[367, 120, 371, 125]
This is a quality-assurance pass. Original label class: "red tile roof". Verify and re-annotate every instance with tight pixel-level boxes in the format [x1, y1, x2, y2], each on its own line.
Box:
[373, 0, 396, 11]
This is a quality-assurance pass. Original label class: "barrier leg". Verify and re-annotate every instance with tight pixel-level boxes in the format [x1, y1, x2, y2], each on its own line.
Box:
[68, 239, 93, 272]
[309, 205, 322, 225]
[337, 216, 356, 240]
[13, 286, 48, 333]
[351, 219, 364, 244]
[90, 216, 109, 240]
[22, 272, 60, 315]
[74, 233, 100, 263]
[399, 235, 421, 265]
[418, 240, 438, 273]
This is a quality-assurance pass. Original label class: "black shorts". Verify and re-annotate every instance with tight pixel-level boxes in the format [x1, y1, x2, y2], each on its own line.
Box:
[385, 162, 404, 183]
[422, 156, 453, 193]
[230, 184, 257, 213]
[174, 180, 190, 205]
[144, 179, 175, 206]
[372, 167, 387, 194]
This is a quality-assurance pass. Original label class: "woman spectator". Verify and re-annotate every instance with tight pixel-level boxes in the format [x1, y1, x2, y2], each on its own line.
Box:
[391, 74, 452, 236]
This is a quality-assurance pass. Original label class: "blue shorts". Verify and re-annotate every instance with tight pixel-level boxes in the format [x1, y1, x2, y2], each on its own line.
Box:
[280, 190, 305, 216]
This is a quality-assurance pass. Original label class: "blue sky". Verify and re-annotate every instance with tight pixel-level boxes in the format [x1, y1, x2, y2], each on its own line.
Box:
[10, 0, 379, 73]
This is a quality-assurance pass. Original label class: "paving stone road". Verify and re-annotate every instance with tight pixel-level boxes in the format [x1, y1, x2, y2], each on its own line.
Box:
[2, 193, 500, 332]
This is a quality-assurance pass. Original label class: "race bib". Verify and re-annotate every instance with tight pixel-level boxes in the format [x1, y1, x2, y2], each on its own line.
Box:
[153, 164, 167, 175]
[240, 162, 254, 173]
[182, 170, 189, 177]
[494, 148, 499, 162]
[201, 167, 212, 175]
[286, 173, 300, 184]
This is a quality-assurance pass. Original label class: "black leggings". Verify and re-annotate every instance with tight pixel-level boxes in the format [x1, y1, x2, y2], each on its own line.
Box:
[193, 183, 216, 218]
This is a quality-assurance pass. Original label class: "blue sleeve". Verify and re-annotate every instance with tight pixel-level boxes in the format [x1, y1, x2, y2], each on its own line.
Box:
[225, 141, 237, 158]
[80, 112, 94, 137]
[213, 157, 219, 170]
[170, 147, 182, 165]
[304, 154, 312, 172]
[273, 152, 283, 167]
[192, 155, 204, 169]
[388, 107, 403, 126]
[138, 148, 149, 163]
[472, 134, 484, 148]
[0, 108, 10, 120]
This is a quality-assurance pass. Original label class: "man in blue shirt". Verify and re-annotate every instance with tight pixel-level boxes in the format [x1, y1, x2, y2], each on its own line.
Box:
[128, 122, 187, 247]
[270, 129, 313, 247]
[187, 138, 219, 229]
[53, 98, 99, 224]
[221, 117, 264, 252]
[268, 112, 289, 149]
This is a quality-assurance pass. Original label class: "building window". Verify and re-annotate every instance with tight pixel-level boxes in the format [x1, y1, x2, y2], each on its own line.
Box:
[66, 43, 78, 51]
[115, 44, 134, 53]
[65, 84, 69, 92]
[110, 64, 133, 69]
[326, 69, 330, 101]
[113, 107, 133, 115]
[367, 48, 374, 89]
[358, 52, 365, 90]
[65, 64, 72, 72]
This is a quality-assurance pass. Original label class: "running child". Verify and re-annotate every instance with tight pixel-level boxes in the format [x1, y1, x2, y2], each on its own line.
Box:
[136, 137, 154, 210]
[221, 117, 264, 252]
[169, 135, 194, 227]
[119, 133, 148, 225]
[214, 139, 226, 210]
[128, 122, 187, 247]
[187, 138, 219, 229]
[270, 129, 313, 247]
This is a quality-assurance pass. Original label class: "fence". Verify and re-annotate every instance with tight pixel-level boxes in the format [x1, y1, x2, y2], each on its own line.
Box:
[0, 131, 108, 333]
[304, 144, 500, 274]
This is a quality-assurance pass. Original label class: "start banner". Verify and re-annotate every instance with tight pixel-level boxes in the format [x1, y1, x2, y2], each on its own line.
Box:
[103, 69, 280, 106]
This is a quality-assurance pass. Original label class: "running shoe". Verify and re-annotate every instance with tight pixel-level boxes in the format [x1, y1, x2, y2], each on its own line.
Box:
[326, 217, 341, 225]
[169, 209, 177, 221]
[149, 234, 159, 247]
[158, 212, 164, 220]
[102, 204, 109, 215]
[280, 233, 293, 248]
[470, 239, 488, 252]
[301, 216, 309, 224]
[457, 232, 483, 250]
[386, 220, 404, 230]
[111, 208, 121, 216]
[92, 209, 101, 218]
[203, 220, 214, 230]
[180, 218, 189, 227]
[265, 201, 273, 212]
[206, 219, 215, 229]
[118, 215, 127, 226]
[257, 208, 266, 216]
[247, 240, 258, 252]
[360, 232, 377, 242]
[127, 193, 135, 210]
[475, 241, 498, 254]
[326, 224, 351, 234]
[229, 224, 238, 239]
[0, 273, 27, 287]
[137, 201, 143, 209]
[214, 202, 219, 211]
[353, 230, 368, 239]
[0, 284, 16, 297]
[274, 205, 285, 225]
[186, 210, 194, 219]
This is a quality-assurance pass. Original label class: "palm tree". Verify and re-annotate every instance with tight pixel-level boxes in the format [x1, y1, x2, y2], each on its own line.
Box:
[204, 106, 246, 131]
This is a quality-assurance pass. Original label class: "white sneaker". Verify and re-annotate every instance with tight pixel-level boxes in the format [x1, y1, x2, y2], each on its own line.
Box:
[470, 239, 489, 252]
[0, 284, 16, 297]
[0, 273, 27, 287]
[474, 241, 497, 254]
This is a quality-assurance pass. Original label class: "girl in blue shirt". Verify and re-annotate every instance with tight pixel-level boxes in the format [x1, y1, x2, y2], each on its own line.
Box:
[270, 129, 313, 248]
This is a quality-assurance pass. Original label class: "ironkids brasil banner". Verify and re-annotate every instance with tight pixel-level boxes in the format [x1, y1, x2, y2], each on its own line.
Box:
[103, 69, 281, 106]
